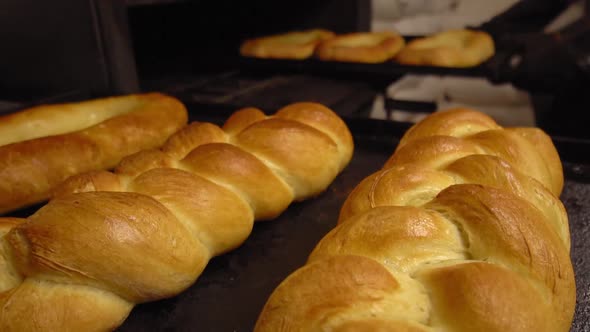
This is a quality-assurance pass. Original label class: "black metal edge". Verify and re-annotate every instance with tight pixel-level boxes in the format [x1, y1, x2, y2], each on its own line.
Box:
[384, 98, 437, 113]
[237, 56, 490, 80]
[342, 116, 590, 166]
[551, 136, 590, 165]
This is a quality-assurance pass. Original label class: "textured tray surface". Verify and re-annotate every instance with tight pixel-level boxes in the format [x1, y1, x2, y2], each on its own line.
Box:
[563, 162, 590, 332]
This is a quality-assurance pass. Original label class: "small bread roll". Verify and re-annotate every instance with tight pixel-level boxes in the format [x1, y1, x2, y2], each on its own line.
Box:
[396, 29, 495, 68]
[316, 31, 405, 63]
[240, 29, 335, 60]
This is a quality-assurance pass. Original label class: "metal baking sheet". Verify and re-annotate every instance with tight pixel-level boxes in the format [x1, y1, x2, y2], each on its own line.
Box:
[116, 118, 590, 332]
[238, 56, 489, 81]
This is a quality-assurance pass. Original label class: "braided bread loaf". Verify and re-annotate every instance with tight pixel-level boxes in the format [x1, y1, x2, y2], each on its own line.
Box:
[256, 108, 575, 331]
[0, 93, 188, 214]
[0, 102, 353, 331]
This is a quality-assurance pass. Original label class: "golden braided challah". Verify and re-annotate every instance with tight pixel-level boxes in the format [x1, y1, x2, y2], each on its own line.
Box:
[0, 102, 353, 331]
[255, 108, 575, 332]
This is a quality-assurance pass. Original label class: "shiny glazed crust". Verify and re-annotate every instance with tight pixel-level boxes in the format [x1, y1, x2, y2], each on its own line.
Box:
[0, 93, 188, 214]
[395, 29, 495, 67]
[255, 108, 575, 332]
[240, 29, 335, 60]
[0, 102, 354, 331]
[316, 31, 406, 63]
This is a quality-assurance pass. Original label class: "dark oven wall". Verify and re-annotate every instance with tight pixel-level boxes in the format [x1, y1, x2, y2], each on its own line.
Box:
[0, 0, 139, 104]
[0, 0, 370, 105]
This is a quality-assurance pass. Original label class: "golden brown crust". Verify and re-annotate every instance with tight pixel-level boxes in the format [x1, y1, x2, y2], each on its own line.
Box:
[395, 29, 495, 68]
[396, 108, 501, 149]
[222, 107, 267, 135]
[256, 108, 574, 331]
[333, 319, 431, 332]
[181, 143, 293, 221]
[417, 261, 558, 332]
[0, 93, 188, 214]
[162, 121, 228, 160]
[240, 29, 335, 60]
[6, 192, 208, 302]
[506, 127, 564, 195]
[0, 218, 25, 237]
[339, 155, 570, 250]
[316, 31, 405, 63]
[275, 102, 354, 170]
[234, 118, 341, 199]
[389, 108, 563, 195]
[0, 102, 353, 331]
[255, 255, 431, 332]
[0, 280, 133, 332]
[50, 170, 122, 198]
[314, 206, 465, 273]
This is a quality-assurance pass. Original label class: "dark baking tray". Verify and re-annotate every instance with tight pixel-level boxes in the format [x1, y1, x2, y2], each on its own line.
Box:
[116, 117, 590, 332]
[238, 56, 490, 81]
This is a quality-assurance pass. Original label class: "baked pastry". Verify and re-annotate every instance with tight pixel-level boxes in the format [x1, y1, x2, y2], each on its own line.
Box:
[0, 93, 188, 214]
[316, 31, 405, 63]
[0, 102, 353, 331]
[395, 29, 495, 67]
[240, 29, 335, 60]
[255, 108, 575, 331]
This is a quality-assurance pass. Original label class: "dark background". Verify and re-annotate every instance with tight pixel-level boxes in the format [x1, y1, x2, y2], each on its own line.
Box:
[0, 0, 369, 102]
